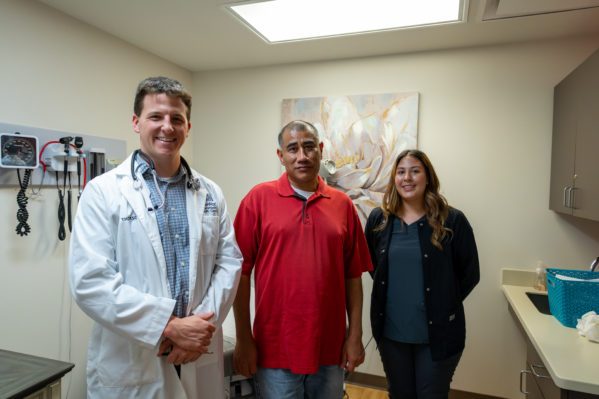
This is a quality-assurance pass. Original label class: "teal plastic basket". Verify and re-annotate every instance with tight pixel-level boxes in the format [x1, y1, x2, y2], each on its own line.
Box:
[546, 268, 599, 328]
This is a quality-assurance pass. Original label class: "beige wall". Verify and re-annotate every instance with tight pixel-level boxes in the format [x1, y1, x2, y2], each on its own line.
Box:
[191, 36, 599, 398]
[2, 1, 599, 397]
[0, 1, 191, 398]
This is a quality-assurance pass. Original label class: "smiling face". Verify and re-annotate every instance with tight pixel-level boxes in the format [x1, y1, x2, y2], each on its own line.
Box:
[394, 155, 428, 205]
[132, 93, 191, 176]
[277, 127, 323, 191]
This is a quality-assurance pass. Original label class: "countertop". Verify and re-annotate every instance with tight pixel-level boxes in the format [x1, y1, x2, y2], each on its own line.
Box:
[0, 349, 74, 399]
[502, 270, 599, 395]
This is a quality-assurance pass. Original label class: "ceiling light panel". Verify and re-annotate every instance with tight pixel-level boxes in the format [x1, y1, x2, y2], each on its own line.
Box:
[227, 0, 465, 43]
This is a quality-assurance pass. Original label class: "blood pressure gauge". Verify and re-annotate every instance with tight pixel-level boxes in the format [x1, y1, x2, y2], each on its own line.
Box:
[0, 133, 39, 169]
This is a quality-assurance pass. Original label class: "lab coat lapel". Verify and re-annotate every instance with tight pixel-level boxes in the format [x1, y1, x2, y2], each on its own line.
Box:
[116, 168, 169, 289]
[186, 181, 206, 312]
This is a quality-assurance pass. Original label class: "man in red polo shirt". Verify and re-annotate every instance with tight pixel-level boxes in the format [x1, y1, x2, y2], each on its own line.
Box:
[232, 120, 373, 398]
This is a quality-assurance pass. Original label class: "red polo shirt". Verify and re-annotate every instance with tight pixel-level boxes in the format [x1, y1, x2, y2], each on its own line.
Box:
[234, 173, 373, 374]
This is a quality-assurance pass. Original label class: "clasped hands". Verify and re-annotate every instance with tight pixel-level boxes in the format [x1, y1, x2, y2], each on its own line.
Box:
[158, 311, 215, 365]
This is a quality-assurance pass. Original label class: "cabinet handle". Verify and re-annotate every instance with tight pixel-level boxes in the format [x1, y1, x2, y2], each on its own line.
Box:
[530, 363, 551, 379]
[520, 369, 531, 394]
[563, 186, 570, 208]
[566, 186, 574, 208]
[570, 187, 578, 210]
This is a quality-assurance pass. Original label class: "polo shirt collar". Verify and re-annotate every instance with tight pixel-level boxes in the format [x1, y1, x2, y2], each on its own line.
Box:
[276, 172, 331, 199]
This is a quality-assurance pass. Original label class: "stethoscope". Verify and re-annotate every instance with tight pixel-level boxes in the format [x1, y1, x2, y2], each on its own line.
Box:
[131, 149, 201, 212]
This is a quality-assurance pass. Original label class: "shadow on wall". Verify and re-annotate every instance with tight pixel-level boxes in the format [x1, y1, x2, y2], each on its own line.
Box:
[557, 213, 599, 245]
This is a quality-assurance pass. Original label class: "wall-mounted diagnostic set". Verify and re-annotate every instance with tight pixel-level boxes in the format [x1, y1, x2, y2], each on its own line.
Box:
[0, 122, 126, 240]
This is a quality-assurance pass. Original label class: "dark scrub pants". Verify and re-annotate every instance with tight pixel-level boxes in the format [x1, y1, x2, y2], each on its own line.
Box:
[378, 337, 462, 399]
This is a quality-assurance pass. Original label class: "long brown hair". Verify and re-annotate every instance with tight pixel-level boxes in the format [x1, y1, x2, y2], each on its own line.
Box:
[378, 149, 451, 250]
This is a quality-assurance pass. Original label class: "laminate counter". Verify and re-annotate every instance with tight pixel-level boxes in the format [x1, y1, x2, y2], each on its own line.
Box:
[502, 270, 599, 396]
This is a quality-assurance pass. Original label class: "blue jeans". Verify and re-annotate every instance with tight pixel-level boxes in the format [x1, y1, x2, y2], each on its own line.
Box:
[379, 337, 462, 399]
[255, 365, 344, 399]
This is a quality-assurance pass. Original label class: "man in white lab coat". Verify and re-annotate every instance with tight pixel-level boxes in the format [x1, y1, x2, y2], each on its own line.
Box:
[69, 76, 242, 398]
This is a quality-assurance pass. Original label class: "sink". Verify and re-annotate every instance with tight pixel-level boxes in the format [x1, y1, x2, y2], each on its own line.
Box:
[526, 292, 551, 315]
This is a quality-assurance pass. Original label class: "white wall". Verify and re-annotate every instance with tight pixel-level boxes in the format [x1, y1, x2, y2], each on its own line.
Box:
[0, 1, 191, 398]
[192, 36, 599, 398]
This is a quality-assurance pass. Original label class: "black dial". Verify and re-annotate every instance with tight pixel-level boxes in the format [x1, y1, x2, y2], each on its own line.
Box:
[1, 135, 37, 167]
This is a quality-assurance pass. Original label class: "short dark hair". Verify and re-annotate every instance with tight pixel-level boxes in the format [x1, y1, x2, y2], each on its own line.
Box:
[133, 76, 192, 120]
[278, 120, 319, 148]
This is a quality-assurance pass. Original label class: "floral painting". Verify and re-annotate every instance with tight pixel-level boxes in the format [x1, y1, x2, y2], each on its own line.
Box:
[281, 92, 419, 225]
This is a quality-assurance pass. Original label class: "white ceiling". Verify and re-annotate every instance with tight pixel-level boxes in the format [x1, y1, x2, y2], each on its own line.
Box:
[37, 0, 599, 72]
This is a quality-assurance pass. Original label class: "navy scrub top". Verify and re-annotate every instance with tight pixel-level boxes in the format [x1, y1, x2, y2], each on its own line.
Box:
[384, 217, 429, 343]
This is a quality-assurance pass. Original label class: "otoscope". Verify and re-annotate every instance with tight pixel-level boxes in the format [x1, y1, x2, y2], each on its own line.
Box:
[74, 136, 84, 200]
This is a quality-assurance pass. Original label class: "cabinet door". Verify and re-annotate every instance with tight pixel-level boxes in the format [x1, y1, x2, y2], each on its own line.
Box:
[526, 369, 545, 399]
[529, 362, 564, 399]
[572, 49, 599, 221]
[527, 341, 566, 399]
[549, 70, 578, 215]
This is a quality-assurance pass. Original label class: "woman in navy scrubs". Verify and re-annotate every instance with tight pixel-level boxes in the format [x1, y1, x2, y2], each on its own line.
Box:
[365, 149, 479, 399]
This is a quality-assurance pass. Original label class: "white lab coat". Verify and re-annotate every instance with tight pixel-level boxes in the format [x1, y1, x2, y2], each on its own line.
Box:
[69, 154, 242, 399]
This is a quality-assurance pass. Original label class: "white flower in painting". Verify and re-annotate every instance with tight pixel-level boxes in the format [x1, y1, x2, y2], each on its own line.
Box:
[315, 94, 418, 225]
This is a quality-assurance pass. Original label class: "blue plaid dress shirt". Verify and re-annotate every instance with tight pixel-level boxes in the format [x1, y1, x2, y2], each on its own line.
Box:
[138, 159, 190, 318]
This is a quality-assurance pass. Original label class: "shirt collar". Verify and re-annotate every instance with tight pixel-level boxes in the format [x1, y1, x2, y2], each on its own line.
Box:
[135, 153, 152, 176]
[159, 165, 186, 184]
[136, 154, 185, 183]
[276, 172, 330, 199]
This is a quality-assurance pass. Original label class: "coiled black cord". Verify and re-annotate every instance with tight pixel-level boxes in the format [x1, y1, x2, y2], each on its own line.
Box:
[58, 190, 66, 241]
[56, 171, 66, 241]
[16, 169, 32, 236]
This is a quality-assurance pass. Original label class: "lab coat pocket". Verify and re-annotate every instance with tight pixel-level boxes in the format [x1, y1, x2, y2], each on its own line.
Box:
[97, 331, 160, 387]
[200, 215, 219, 255]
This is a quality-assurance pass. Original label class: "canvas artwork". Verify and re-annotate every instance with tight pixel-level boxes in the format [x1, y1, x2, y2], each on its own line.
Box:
[281, 92, 419, 225]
